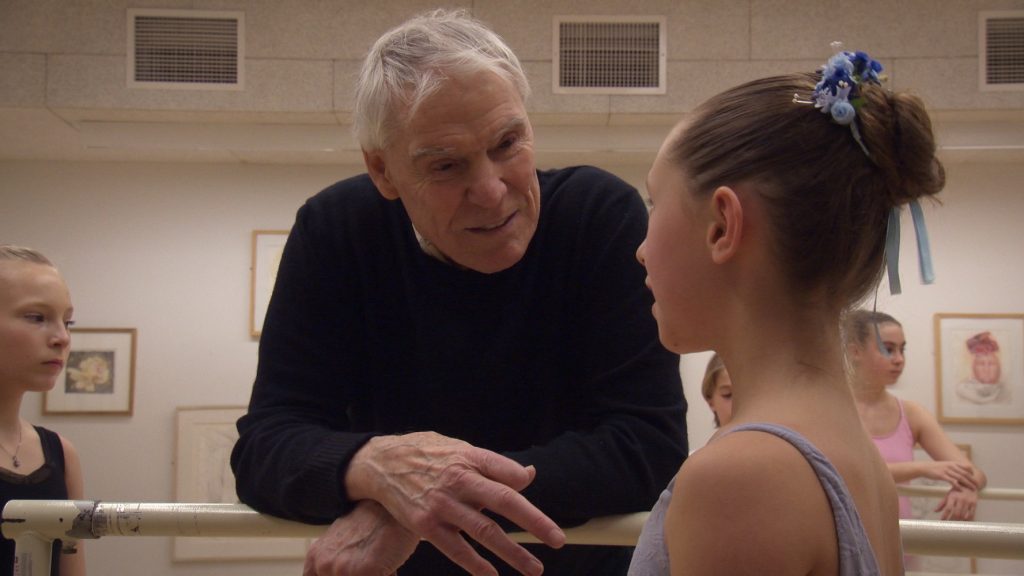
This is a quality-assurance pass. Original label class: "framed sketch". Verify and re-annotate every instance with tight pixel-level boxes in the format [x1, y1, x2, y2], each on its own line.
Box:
[44, 328, 136, 415]
[905, 444, 977, 574]
[173, 406, 309, 561]
[250, 230, 289, 337]
[934, 313, 1024, 425]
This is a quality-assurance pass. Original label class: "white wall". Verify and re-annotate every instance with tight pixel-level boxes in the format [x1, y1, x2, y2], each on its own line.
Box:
[2, 156, 1023, 575]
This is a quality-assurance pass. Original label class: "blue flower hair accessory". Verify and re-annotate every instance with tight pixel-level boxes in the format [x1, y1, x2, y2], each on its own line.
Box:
[800, 45, 932, 357]
[794, 42, 885, 156]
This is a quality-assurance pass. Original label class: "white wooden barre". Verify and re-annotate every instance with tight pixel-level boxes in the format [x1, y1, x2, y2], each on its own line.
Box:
[897, 484, 1024, 501]
[3, 500, 1023, 576]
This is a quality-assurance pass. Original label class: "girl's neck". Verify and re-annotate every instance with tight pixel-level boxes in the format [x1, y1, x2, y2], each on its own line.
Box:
[0, 393, 25, 437]
[848, 375, 890, 404]
[714, 302, 851, 424]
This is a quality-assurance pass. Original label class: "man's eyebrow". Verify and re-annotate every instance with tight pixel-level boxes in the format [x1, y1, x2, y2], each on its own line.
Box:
[499, 117, 528, 134]
[411, 146, 457, 162]
[410, 117, 529, 161]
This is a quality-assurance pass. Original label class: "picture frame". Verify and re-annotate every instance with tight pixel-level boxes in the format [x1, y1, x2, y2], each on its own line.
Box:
[934, 313, 1024, 425]
[906, 444, 977, 574]
[44, 328, 136, 415]
[250, 230, 289, 337]
[173, 406, 309, 561]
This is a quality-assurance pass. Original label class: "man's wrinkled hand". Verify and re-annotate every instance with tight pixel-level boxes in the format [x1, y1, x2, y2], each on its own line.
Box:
[304, 500, 418, 576]
[345, 431, 566, 576]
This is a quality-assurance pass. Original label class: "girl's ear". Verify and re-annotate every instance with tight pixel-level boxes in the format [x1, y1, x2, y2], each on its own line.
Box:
[707, 186, 743, 264]
[846, 342, 864, 364]
[363, 150, 401, 200]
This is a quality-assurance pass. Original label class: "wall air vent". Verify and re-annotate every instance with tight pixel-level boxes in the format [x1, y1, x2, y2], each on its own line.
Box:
[127, 9, 244, 90]
[553, 16, 666, 95]
[980, 11, 1024, 91]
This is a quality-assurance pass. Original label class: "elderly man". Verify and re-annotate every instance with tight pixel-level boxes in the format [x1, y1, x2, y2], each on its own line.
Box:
[231, 9, 687, 576]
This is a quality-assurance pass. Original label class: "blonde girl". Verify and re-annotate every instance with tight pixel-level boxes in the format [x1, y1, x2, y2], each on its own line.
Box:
[0, 245, 85, 576]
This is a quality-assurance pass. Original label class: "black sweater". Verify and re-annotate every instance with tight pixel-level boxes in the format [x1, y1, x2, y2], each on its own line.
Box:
[232, 166, 688, 574]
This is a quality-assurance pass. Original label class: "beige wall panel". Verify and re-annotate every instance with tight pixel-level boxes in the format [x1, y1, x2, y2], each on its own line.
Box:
[45, 55, 335, 113]
[0, 0, 200, 55]
[665, 0, 750, 60]
[48, 1, 130, 55]
[0, 54, 45, 107]
[751, 0, 990, 59]
[0, 0, 67, 53]
[0, 109, 85, 161]
[244, 0, 471, 59]
[896, 57, 1024, 110]
[609, 59, 818, 115]
[331, 59, 363, 113]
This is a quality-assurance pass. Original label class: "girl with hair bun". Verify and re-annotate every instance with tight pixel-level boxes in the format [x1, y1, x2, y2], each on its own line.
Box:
[629, 46, 943, 575]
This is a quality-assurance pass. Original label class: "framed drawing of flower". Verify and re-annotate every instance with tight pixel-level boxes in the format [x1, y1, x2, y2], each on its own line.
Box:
[44, 328, 136, 415]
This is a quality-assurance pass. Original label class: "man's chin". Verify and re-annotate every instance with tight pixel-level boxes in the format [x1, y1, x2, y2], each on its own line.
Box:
[456, 246, 528, 274]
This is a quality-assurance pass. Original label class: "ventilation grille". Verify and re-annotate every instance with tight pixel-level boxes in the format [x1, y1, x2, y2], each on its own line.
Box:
[128, 9, 244, 90]
[553, 16, 666, 95]
[980, 11, 1024, 91]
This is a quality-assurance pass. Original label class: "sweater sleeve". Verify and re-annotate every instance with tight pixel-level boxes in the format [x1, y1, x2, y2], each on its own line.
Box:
[505, 168, 688, 525]
[230, 190, 378, 523]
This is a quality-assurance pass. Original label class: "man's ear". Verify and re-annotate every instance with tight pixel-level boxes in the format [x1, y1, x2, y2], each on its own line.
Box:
[707, 186, 743, 264]
[363, 150, 400, 200]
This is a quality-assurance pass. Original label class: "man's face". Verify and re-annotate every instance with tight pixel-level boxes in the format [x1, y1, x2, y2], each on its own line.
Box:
[364, 70, 541, 274]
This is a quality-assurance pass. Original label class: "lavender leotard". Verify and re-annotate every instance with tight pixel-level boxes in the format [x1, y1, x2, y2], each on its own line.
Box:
[628, 423, 882, 575]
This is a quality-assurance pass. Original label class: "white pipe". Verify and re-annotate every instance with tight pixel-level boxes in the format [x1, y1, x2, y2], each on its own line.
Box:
[3, 500, 1023, 576]
[900, 519, 1024, 560]
[897, 484, 1024, 501]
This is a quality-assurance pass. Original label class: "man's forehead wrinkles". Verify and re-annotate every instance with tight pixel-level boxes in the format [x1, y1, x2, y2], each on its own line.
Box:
[408, 114, 528, 158]
[411, 146, 457, 161]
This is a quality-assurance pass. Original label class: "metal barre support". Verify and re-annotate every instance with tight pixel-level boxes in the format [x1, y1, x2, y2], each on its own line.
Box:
[3, 500, 1023, 576]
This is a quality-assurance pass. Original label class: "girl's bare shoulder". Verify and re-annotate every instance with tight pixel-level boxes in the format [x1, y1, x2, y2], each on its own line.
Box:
[668, 429, 836, 574]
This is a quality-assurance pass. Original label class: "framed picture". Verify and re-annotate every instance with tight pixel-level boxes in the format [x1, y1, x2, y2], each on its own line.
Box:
[44, 328, 136, 415]
[250, 230, 289, 337]
[173, 406, 309, 561]
[905, 444, 977, 574]
[934, 313, 1024, 425]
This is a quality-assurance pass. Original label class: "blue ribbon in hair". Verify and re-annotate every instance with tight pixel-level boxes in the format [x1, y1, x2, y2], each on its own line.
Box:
[884, 200, 935, 296]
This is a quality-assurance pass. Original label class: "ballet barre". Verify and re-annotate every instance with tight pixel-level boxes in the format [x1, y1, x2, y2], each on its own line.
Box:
[3, 500, 1023, 576]
[898, 484, 1024, 501]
